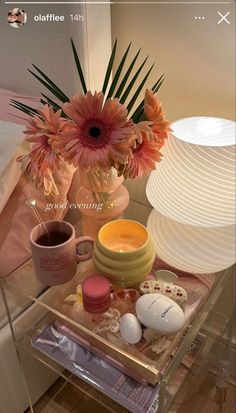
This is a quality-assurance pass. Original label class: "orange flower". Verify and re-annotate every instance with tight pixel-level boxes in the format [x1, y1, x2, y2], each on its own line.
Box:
[25, 105, 67, 138]
[144, 89, 171, 147]
[121, 129, 162, 179]
[17, 155, 59, 195]
[17, 105, 66, 194]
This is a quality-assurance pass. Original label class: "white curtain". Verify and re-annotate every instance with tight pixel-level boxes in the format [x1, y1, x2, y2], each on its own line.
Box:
[0, 3, 112, 96]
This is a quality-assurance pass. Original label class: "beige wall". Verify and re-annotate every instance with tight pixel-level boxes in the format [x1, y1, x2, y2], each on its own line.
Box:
[111, 2, 235, 344]
[111, 2, 235, 121]
[111, 1, 235, 223]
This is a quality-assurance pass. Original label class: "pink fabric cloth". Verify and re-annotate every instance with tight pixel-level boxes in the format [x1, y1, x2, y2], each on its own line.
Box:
[0, 161, 76, 278]
[0, 88, 77, 277]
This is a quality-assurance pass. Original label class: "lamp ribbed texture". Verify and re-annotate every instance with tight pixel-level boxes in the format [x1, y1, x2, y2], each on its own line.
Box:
[146, 118, 235, 227]
[146, 117, 236, 273]
[147, 210, 235, 274]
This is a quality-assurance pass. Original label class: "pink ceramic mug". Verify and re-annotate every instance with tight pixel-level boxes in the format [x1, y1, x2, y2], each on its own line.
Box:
[30, 220, 94, 286]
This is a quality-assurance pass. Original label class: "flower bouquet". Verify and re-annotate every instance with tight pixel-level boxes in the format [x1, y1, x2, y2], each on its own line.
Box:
[13, 39, 170, 236]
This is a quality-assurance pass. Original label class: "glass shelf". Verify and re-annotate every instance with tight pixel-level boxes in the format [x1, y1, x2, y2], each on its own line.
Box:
[0, 256, 234, 413]
[19, 330, 127, 413]
[161, 308, 233, 413]
[18, 304, 232, 413]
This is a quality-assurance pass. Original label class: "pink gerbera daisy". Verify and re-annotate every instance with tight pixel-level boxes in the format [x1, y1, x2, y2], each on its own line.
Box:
[18, 155, 58, 195]
[53, 91, 134, 171]
[17, 105, 66, 194]
[144, 89, 171, 147]
[25, 104, 67, 137]
[122, 130, 162, 179]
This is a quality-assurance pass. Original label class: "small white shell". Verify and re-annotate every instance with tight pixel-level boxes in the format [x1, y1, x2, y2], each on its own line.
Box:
[119, 313, 142, 344]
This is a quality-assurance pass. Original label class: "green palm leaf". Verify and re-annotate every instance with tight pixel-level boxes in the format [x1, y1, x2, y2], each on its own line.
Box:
[114, 48, 141, 99]
[130, 101, 146, 123]
[131, 74, 165, 122]
[40, 98, 48, 106]
[40, 97, 61, 113]
[119, 56, 149, 105]
[32, 64, 69, 101]
[41, 94, 69, 118]
[10, 100, 38, 116]
[153, 76, 165, 93]
[70, 38, 87, 94]
[106, 42, 131, 99]
[29, 66, 69, 103]
[10, 104, 32, 117]
[102, 39, 117, 95]
[10, 39, 165, 124]
[126, 64, 154, 113]
[41, 94, 62, 111]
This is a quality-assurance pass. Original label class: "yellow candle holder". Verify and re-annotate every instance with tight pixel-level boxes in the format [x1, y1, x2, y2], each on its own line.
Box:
[93, 219, 155, 287]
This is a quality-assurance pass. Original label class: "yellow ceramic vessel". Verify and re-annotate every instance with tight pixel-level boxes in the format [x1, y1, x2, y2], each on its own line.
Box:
[93, 219, 155, 287]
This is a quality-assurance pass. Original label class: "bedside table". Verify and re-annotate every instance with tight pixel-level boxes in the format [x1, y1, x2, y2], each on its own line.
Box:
[0, 257, 234, 413]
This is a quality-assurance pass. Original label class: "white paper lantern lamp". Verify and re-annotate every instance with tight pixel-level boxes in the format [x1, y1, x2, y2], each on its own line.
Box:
[146, 117, 236, 274]
[147, 210, 235, 274]
[147, 117, 235, 227]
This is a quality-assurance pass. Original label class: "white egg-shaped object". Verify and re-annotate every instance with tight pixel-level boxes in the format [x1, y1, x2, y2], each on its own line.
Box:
[119, 313, 142, 344]
[135, 294, 185, 335]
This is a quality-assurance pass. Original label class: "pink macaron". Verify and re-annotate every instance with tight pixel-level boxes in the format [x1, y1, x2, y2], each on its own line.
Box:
[82, 275, 111, 313]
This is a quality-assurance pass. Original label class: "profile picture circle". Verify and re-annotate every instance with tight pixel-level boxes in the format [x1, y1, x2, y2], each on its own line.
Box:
[7, 8, 27, 28]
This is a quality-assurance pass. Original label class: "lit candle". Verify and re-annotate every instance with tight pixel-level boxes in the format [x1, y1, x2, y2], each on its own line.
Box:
[93, 219, 156, 287]
[109, 241, 140, 253]
[100, 221, 148, 252]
